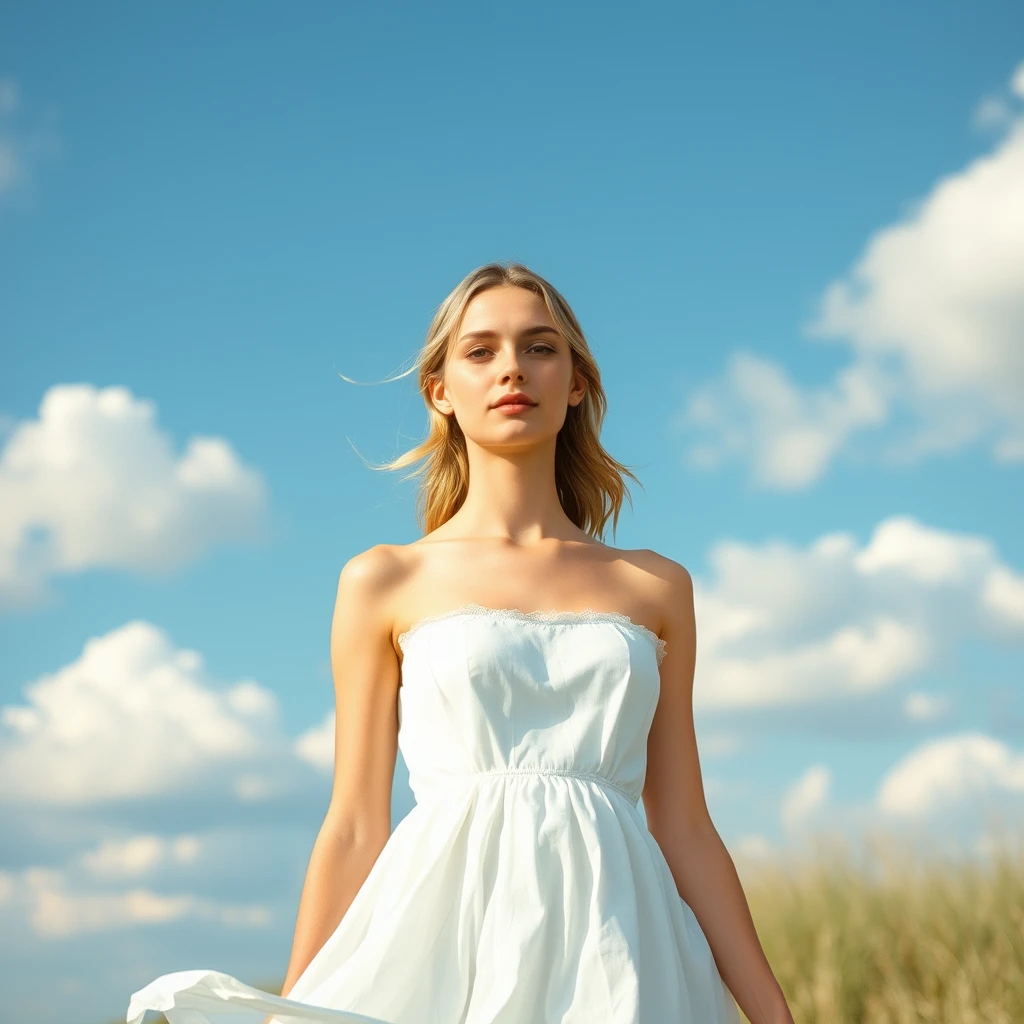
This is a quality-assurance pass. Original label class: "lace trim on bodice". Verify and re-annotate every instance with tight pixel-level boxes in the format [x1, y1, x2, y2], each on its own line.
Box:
[397, 602, 668, 665]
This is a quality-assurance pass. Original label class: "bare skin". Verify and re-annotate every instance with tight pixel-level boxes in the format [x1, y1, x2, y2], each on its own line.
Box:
[272, 284, 794, 1024]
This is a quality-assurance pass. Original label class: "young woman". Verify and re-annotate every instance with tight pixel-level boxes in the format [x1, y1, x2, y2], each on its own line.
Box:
[128, 262, 794, 1024]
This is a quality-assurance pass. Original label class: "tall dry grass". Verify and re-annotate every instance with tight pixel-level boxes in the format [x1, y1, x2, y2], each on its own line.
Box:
[736, 827, 1024, 1024]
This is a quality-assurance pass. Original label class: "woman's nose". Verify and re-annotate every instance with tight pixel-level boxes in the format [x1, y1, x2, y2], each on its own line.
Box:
[498, 348, 525, 381]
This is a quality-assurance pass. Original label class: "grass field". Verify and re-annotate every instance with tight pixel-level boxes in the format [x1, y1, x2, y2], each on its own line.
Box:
[735, 827, 1024, 1024]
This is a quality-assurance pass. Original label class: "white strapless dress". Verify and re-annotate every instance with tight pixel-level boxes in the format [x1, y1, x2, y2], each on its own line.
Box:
[127, 604, 741, 1024]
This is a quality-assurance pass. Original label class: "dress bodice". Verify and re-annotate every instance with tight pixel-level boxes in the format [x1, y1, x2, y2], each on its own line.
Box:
[396, 604, 667, 807]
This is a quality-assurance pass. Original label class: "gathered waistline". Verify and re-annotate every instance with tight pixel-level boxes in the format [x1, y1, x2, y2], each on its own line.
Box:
[458, 766, 639, 804]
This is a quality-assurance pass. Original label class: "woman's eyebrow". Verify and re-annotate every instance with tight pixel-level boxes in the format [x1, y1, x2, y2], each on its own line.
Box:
[457, 325, 561, 343]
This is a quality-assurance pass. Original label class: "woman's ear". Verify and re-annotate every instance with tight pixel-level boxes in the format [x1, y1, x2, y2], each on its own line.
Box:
[428, 376, 454, 416]
[568, 368, 587, 407]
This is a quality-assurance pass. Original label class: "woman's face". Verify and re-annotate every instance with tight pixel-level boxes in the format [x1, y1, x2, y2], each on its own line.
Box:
[431, 285, 586, 446]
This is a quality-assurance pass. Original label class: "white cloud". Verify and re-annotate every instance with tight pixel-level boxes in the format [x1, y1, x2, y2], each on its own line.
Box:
[691, 515, 1024, 710]
[981, 565, 1024, 631]
[781, 764, 831, 830]
[79, 834, 201, 879]
[0, 865, 269, 938]
[853, 515, 994, 584]
[0, 384, 269, 610]
[680, 61, 1024, 488]
[294, 709, 335, 773]
[878, 732, 1024, 817]
[681, 351, 892, 489]
[0, 619, 293, 804]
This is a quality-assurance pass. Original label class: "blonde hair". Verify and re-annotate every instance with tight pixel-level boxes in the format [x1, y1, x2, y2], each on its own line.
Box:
[350, 261, 642, 540]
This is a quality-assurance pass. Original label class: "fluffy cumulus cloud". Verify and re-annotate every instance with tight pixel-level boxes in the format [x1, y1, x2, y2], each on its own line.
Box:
[0, 383, 269, 609]
[79, 834, 201, 879]
[0, 863, 270, 938]
[691, 515, 1024, 711]
[0, 819, 329, 948]
[0, 620, 338, 943]
[878, 732, 1024, 819]
[0, 619, 303, 804]
[680, 59, 1024, 488]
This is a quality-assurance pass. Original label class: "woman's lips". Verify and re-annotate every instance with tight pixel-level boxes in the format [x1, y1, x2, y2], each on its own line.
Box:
[493, 402, 536, 413]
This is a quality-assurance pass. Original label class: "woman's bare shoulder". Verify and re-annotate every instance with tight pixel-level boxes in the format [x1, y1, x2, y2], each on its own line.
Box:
[629, 546, 691, 580]
[598, 544, 691, 586]
[337, 542, 426, 593]
[613, 547, 693, 636]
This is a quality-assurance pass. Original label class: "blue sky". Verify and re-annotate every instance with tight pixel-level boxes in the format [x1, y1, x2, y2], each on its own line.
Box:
[2, 2, 1023, 1021]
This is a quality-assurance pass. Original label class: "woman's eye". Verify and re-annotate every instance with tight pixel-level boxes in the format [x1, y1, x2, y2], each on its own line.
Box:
[468, 345, 555, 358]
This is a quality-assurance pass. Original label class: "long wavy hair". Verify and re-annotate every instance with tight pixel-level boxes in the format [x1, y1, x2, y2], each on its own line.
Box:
[347, 262, 642, 540]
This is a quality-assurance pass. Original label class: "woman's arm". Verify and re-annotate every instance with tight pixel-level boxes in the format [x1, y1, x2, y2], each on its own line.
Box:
[642, 558, 794, 1024]
[276, 820, 389, 1000]
[273, 547, 404, 1005]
